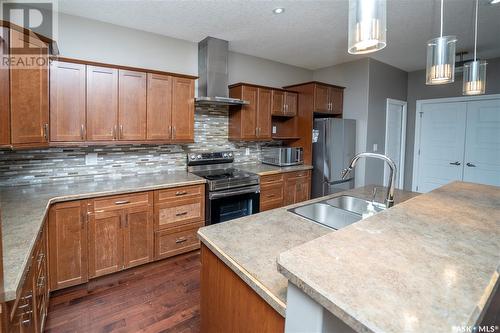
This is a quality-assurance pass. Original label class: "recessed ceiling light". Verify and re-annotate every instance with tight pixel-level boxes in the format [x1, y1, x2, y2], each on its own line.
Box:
[490, 0, 500, 4]
[273, 8, 285, 14]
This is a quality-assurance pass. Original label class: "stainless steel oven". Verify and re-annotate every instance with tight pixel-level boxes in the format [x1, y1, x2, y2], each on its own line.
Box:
[187, 151, 260, 225]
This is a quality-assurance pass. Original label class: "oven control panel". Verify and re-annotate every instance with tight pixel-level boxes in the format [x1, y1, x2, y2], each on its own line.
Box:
[187, 151, 234, 165]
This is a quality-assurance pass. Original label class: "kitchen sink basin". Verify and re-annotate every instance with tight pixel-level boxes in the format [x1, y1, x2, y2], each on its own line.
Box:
[290, 203, 362, 230]
[289, 195, 386, 230]
[326, 195, 386, 215]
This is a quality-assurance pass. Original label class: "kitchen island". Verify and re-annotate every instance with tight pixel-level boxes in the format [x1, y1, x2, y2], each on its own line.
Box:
[198, 182, 500, 332]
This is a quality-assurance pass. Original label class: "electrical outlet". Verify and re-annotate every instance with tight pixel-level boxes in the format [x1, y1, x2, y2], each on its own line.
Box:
[245, 148, 250, 156]
[272, 126, 277, 134]
[373, 144, 378, 152]
[85, 153, 98, 165]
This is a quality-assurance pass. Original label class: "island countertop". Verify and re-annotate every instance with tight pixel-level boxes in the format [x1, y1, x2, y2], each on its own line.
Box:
[278, 182, 500, 333]
[0, 171, 206, 302]
[197, 185, 418, 317]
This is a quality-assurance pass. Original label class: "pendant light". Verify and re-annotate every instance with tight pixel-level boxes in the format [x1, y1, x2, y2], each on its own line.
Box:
[425, 0, 457, 85]
[463, 0, 487, 95]
[348, 0, 387, 54]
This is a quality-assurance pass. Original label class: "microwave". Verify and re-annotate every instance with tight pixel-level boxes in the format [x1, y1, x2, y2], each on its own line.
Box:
[261, 147, 304, 167]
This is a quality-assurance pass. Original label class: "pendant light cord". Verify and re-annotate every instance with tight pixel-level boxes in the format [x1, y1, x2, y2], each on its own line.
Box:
[474, 0, 478, 61]
[440, 0, 444, 37]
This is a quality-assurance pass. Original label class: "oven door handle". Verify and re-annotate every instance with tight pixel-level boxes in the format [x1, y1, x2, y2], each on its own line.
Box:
[209, 186, 260, 200]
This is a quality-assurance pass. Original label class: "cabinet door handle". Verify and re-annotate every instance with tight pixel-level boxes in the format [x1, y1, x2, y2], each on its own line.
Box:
[80, 124, 85, 140]
[449, 161, 461, 166]
[175, 191, 187, 196]
[172, 126, 176, 139]
[37, 276, 45, 288]
[43, 123, 48, 141]
[120, 125, 123, 139]
[168, 125, 172, 139]
[124, 214, 128, 227]
[466, 162, 476, 167]
[266, 194, 276, 198]
[176, 211, 188, 217]
[113, 125, 117, 140]
[175, 237, 187, 244]
[114, 200, 130, 205]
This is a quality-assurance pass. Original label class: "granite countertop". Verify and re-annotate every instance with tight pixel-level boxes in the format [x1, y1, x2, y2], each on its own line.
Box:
[237, 163, 313, 176]
[0, 171, 206, 302]
[278, 182, 500, 333]
[197, 185, 418, 317]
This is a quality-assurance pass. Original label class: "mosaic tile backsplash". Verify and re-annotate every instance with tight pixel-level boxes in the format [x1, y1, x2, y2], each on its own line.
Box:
[0, 106, 281, 186]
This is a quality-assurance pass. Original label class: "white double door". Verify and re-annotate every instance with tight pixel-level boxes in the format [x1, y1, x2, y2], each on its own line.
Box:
[415, 98, 500, 193]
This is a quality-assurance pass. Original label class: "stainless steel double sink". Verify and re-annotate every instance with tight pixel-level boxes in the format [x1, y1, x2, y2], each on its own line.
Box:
[289, 195, 386, 230]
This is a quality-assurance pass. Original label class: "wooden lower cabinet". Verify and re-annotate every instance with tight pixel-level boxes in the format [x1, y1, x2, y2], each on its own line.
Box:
[260, 170, 311, 211]
[122, 204, 153, 269]
[200, 244, 285, 332]
[155, 223, 201, 260]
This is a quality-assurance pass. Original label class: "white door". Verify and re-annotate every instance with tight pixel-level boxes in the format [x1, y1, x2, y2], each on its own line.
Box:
[416, 102, 467, 192]
[384, 99, 407, 189]
[463, 99, 500, 186]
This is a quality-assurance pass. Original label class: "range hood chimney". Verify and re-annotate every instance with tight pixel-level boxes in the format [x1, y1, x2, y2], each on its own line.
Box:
[195, 37, 248, 106]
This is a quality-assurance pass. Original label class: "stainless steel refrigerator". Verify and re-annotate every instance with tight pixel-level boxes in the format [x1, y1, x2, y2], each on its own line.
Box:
[312, 118, 356, 198]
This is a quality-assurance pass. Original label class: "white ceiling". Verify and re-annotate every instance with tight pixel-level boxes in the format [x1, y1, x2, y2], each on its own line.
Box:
[57, 0, 500, 72]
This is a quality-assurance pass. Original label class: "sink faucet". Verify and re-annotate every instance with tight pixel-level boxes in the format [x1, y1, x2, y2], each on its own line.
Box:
[341, 152, 397, 208]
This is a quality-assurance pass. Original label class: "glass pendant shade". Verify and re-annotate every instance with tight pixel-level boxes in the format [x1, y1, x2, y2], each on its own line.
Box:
[425, 35, 457, 85]
[348, 0, 387, 54]
[463, 60, 487, 95]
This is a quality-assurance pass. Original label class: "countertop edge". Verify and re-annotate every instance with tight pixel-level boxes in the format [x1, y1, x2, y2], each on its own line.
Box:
[197, 230, 287, 317]
[2, 177, 207, 303]
[253, 165, 313, 176]
[277, 256, 375, 333]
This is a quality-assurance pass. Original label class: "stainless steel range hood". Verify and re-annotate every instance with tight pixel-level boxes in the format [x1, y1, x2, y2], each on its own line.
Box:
[196, 37, 249, 106]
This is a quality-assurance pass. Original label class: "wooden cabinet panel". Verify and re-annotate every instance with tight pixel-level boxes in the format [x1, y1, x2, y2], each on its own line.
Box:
[313, 84, 329, 113]
[271, 90, 285, 116]
[34, 223, 48, 333]
[147, 73, 172, 140]
[155, 224, 201, 260]
[260, 182, 284, 211]
[171, 77, 194, 142]
[284, 171, 311, 205]
[330, 87, 344, 115]
[285, 92, 298, 116]
[295, 176, 311, 203]
[9, 29, 49, 145]
[49, 61, 86, 142]
[93, 192, 150, 211]
[86, 65, 118, 141]
[257, 88, 272, 139]
[0, 27, 10, 145]
[118, 70, 147, 140]
[123, 205, 153, 269]
[156, 184, 204, 202]
[88, 209, 122, 278]
[155, 197, 204, 230]
[48, 201, 88, 291]
[241, 86, 259, 139]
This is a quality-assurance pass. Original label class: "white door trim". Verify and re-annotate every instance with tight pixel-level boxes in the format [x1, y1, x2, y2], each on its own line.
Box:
[412, 94, 500, 192]
[385, 98, 407, 189]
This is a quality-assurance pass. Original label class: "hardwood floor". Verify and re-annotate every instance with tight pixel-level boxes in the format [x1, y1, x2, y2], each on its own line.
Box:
[45, 251, 201, 333]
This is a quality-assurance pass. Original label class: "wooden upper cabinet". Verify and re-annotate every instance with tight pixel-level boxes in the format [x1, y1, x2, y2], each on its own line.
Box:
[147, 73, 172, 140]
[313, 84, 330, 113]
[50, 61, 86, 142]
[118, 70, 147, 140]
[86, 65, 118, 141]
[271, 90, 285, 116]
[122, 205, 153, 269]
[330, 87, 344, 115]
[257, 88, 272, 139]
[48, 200, 88, 291]
[9, 29, 49, 145]
[171, 77, 195, 142]
[88, 208, 123, 278]
[0, 27, 9, 145]
[284, 92, 298, 116]
[229, 85, 258, 140]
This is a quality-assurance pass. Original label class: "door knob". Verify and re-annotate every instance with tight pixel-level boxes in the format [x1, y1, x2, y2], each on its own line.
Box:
[449, 161, 461, 166]
[466, 162, 476, 167]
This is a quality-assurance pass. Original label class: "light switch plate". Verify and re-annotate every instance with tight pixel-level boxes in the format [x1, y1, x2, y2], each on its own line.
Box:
[85, 153, 98, 165]
[245, 148, 250, 156]
[373, 144, 378, 152]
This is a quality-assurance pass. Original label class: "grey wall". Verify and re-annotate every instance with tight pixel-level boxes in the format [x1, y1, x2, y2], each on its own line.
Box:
[365, 59, 408, 186]
[404, 57, 500, 190]
[57, 13, 312, 89]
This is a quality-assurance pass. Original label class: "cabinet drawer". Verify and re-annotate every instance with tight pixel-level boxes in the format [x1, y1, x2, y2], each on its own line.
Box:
[285, 170, 311, 179]
[155, 197, 204, 230]
[156, 184, 204, 202]
[260, 182, 284, 212]
[93, 192, 150, 211]
[155, 225, 201, 260]
[260, 173, 284, 184]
